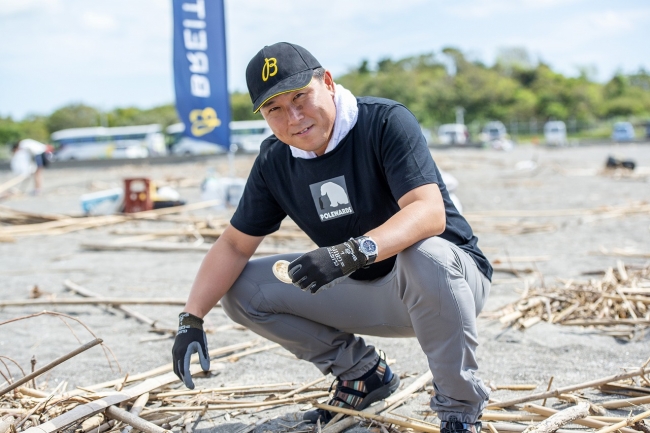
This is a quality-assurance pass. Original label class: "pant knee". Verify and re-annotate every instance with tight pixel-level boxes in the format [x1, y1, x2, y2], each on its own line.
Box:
[220, 278, 259, 326]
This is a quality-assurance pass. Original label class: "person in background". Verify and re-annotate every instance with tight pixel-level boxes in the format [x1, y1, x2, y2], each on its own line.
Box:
[11, 138, 51, 194]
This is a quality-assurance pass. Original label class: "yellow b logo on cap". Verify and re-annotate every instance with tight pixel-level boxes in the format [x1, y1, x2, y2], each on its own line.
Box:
[262, 57, 278, 82]
[189, 107, 221, 137]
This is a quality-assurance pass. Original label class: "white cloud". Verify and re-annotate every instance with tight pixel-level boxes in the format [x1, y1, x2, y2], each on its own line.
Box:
[0, 0, 59, 16]
[445, 0, 584, 19]
[81, 11, 118, 31]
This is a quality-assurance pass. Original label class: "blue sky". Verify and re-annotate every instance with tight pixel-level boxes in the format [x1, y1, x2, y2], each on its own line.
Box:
[1, 0, 649, 120]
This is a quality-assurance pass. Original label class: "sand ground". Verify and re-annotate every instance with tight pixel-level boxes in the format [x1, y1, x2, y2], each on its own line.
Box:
[1, 142, 649, 433]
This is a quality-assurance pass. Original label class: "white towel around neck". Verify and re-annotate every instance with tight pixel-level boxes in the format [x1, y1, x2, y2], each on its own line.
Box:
[289, 83, 358, 159]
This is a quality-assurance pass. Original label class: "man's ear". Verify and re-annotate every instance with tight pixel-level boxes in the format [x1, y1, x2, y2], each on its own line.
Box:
[323, 70, 335, 92]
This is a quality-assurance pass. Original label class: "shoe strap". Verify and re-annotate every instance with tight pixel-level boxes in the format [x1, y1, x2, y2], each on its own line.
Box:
[329, 350, 389, 409]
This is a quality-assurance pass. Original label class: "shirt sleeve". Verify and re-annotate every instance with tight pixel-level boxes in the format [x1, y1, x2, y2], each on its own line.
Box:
[230, 156, 287, 237]
[377, 104, 439, 202]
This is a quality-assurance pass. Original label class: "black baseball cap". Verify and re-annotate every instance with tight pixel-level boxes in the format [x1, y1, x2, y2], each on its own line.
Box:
[246, 42, 321, 113]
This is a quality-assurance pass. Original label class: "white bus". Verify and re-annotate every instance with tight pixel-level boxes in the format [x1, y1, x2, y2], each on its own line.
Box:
[51, 124, 166, 161]
[167, 120, 272, 155]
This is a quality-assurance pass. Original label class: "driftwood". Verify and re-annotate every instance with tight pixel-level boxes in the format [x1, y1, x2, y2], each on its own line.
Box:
[595, 409, 650, 433]
[141, 391, 329, 413]
[487, 366, 650, 408]
[522, 404, 638, 433]
[120, 392, 149, 433]
[105, 405, 169, 433]
[22, 364, 217, 433]
[599, 382, 650, 397]
[63, 280, 175, 335]
[315, 403, 439, 433]
[0, 298, 186, 307]
[79, 241, 296, 256]
[486, 262, 650, 339]
[601, 393, 650, 409]
[521, 402, 589, 433]
[75, 340, 260, 393]
[0, 200, 221, 237]
[0, 339, 102, 397]
[153, 382, 295, 398]
[0, 174, 29, 195]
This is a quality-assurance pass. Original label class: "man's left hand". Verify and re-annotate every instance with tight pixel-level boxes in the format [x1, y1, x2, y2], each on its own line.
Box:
[288, 238, 368, 294]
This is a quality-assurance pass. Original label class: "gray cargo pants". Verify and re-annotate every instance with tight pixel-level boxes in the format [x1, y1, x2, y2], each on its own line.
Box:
[221, 236, 491, 423]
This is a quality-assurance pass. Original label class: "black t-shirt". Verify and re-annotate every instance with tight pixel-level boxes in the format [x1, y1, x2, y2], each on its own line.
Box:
[231, 97, 493, 281]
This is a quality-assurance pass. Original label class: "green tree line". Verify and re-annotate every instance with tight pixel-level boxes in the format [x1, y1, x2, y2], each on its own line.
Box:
[2, 47, 649, 147]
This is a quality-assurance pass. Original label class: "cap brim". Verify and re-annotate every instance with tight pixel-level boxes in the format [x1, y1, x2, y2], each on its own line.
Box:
[252, 70, 314, 113]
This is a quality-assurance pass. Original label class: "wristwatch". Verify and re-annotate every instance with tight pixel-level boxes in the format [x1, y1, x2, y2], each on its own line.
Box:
[355, 236, 378, 265]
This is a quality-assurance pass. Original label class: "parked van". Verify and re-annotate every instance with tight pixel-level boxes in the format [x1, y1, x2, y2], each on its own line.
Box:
[482, 121, 507, 141]
[437, 124, 469, 145]
[230, 120, 273, 153]
[51, 124, 165, 161]
[611, 122, 635, 142]
[544, 121, 567, 146]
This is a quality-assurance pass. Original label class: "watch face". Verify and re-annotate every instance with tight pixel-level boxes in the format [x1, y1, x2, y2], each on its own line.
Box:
[361, 239, 377, 255]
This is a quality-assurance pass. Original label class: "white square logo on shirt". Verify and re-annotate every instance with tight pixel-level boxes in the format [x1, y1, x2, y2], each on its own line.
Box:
[309, 176, 355, 222]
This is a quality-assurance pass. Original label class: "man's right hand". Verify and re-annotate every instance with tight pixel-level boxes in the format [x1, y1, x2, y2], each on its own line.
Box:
[172, 312, 210, 389]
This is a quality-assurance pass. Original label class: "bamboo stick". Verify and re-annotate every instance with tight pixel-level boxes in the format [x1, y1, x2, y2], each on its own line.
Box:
[0, 200, 221, 237]
[314, 403, 439, 433]
[75, 340, 259, 393]
[481, 413, 544, 422]
[487, 367, 650, 409]
[63, 280, 175, 334]
[140, 391, 329, 413]
[492, 385, 538, 391]
[23, 365, 211, 433]
[276, 376, 328, 400]
[105, 405, 170, 433]
[0, 174, 29, 195]
[601, 394, 650, 409]
[561, 319, 650, 326]
[521, 402, 590, 433]
[522, 403, 638, 433]
[594, 409, 650, 433]
[154, 382, 294, 398]
[121, 392, 149, 433]
[0, 338, 102, 397]
[0, 298, 186, 307]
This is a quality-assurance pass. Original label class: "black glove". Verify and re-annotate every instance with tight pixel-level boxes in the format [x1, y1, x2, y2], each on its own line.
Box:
[172, 312, 210, 389]
[288, 238, 368, 294]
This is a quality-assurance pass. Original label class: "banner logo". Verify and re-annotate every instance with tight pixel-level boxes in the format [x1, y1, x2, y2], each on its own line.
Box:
[190, 107, 221, 136]
[262, 57, 278, 82]
[309, 176, 355, 222]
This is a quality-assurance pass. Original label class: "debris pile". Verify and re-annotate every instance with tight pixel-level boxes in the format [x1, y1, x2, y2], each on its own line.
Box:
[1, 345, 649, 433]
[485, 262, 650, 340]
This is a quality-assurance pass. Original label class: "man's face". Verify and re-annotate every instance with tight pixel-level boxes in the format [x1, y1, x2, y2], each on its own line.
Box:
[260, 70, 336, 156]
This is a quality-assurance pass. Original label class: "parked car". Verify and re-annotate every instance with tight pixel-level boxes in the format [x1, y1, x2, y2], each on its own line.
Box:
[437, 124, 469, 145]
[645, 122, 650, 139]
[482, 121, 507, 141]
[230, 120, 273, 153]
[480, 121, 513, 150]
[611, 122, 635, 142]
[544, 121, 567, 146]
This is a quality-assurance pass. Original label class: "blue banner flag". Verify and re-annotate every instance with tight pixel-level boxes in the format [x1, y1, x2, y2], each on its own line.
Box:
[173, 0, 231, 149]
